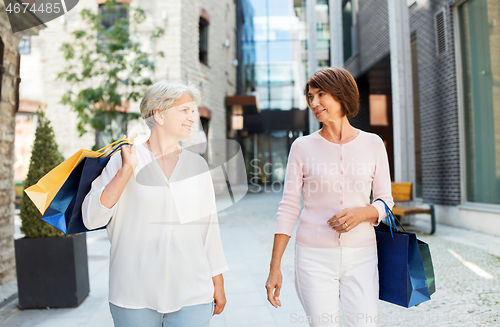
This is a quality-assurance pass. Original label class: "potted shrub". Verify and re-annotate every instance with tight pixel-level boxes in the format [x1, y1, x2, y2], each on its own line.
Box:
[15, 110, 90, 309]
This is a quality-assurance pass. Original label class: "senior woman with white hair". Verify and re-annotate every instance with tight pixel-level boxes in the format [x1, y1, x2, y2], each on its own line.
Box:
[82, 80, 228, 327]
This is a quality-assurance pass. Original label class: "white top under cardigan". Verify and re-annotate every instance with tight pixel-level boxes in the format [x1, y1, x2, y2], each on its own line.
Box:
[82, 143, 228, 313]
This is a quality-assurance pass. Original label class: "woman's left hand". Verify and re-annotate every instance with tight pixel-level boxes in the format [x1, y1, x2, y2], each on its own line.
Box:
[212, 274, 226, 315]
[327, 207, 370, 233]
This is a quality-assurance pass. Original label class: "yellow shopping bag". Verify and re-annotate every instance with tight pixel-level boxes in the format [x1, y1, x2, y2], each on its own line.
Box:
[24, 139, 133, 215]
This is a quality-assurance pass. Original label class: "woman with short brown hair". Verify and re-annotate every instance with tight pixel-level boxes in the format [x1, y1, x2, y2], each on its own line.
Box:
[266, 67, 394, 326]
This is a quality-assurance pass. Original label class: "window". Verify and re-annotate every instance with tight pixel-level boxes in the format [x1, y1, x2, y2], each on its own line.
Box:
[19, 36, 31, 55]
[199, 17, 209, 65]
[342, 0, 358, 62]
[458, 0, 500, 205]
[97, 2, 129, 47]
[95, 112, 127, 149]
[98, 3, 128, 30]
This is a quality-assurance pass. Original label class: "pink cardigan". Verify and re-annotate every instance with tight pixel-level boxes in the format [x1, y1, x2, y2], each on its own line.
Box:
[275, 130, 394, 248]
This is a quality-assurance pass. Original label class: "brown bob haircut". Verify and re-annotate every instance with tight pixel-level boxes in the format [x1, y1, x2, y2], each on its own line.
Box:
[305, 67, 359, 118]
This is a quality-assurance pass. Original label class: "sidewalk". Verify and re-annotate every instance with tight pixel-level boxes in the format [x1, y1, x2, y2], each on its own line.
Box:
[1, 190, 500, 326]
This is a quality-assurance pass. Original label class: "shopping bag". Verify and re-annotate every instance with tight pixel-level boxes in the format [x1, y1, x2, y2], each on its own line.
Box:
[374, 199, 432, 308]
[418, 239, 436, 295]
[41, 157, 110, 234]
[25, 140, 131, 215]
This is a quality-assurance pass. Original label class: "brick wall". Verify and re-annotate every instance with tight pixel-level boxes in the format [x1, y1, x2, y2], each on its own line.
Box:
[409, 0, 461, 205]
[346, 0, 391, 76]
[346, 0, 461, 206]
[0, 6, 27, 284]
[0, 22, 17, 284]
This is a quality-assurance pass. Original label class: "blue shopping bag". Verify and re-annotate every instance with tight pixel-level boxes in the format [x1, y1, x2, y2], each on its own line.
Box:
[375, 199, 431, 308]
[41, 157, 110, 234]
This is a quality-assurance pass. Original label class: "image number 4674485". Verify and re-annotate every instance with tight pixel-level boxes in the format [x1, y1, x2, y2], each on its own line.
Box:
[4, 0, 79, 33]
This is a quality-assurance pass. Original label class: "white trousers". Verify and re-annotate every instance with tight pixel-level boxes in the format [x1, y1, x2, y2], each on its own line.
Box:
[294, 244, 379, 327]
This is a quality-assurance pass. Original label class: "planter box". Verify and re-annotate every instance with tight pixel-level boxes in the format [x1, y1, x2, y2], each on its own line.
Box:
[15, 233, 90, 309]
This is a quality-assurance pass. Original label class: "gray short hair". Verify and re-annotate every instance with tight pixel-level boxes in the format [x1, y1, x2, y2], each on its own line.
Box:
[140, 80, 201, 129]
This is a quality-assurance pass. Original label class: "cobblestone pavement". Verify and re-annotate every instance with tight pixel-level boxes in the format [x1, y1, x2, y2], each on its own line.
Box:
[1, 189, 499, 326]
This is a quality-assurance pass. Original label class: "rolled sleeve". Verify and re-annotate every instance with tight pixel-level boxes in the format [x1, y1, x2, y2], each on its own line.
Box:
[82, 185, 118, 230]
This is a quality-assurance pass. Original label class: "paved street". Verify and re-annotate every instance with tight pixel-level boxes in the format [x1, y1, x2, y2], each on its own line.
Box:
[1, 190, 500, 326]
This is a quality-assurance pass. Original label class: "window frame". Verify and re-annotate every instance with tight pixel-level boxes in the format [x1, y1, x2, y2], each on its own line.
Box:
[19, 36, 31, 55]
[97, 2, 129, 48]
[342, 0, 358, 64]
[199, 16, 209, 65]
[453, 0, 500, 211]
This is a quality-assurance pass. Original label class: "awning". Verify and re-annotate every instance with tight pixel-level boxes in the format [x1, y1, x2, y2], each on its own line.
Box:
[225, 95, 259, 115]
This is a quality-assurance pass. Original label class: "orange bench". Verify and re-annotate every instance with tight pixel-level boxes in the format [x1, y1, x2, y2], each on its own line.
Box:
[391, 182, 436, 234]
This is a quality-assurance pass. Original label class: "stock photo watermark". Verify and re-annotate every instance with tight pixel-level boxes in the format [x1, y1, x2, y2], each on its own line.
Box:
[248, 159, 376, 194]
[289, 311, 495, 325]
[4, 0, 79, 33]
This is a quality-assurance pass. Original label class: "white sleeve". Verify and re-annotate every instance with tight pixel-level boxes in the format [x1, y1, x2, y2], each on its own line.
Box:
[82, 152, 123, 230]
[200, 170, 228, 277]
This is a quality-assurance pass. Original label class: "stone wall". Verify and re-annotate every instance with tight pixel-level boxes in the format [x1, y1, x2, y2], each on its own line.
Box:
[180, 0, 237, 192]
[0, 3, 43, 284]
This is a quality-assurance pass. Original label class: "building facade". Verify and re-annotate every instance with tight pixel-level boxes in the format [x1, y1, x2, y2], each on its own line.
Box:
[17, 0, 237, 192]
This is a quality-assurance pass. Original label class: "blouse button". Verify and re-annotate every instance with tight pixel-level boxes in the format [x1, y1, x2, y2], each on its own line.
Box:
[340, 201, 343, 205]
[341, 171, 343, 174]
[340, 156, 343, 160]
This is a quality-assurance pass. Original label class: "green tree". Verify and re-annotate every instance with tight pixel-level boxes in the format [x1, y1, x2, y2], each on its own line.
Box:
[58, 0, 164, 147]
[20, 109, 65, 238]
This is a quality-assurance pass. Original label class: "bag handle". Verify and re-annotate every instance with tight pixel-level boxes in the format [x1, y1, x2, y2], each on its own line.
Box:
[96, 139, 130, 154]
[374, 199, 407, 236]
[96, 139, 134, 163]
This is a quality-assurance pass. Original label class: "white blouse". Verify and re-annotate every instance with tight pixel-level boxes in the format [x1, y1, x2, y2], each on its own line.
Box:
[82, 143, 228, 313]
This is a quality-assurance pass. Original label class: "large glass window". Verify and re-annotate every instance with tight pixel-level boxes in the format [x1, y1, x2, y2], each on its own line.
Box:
[316, 0, 331, 70]
[239, 0, 257, 94]
[459, 0, 500, 205]
[245, 0, 308, 110]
